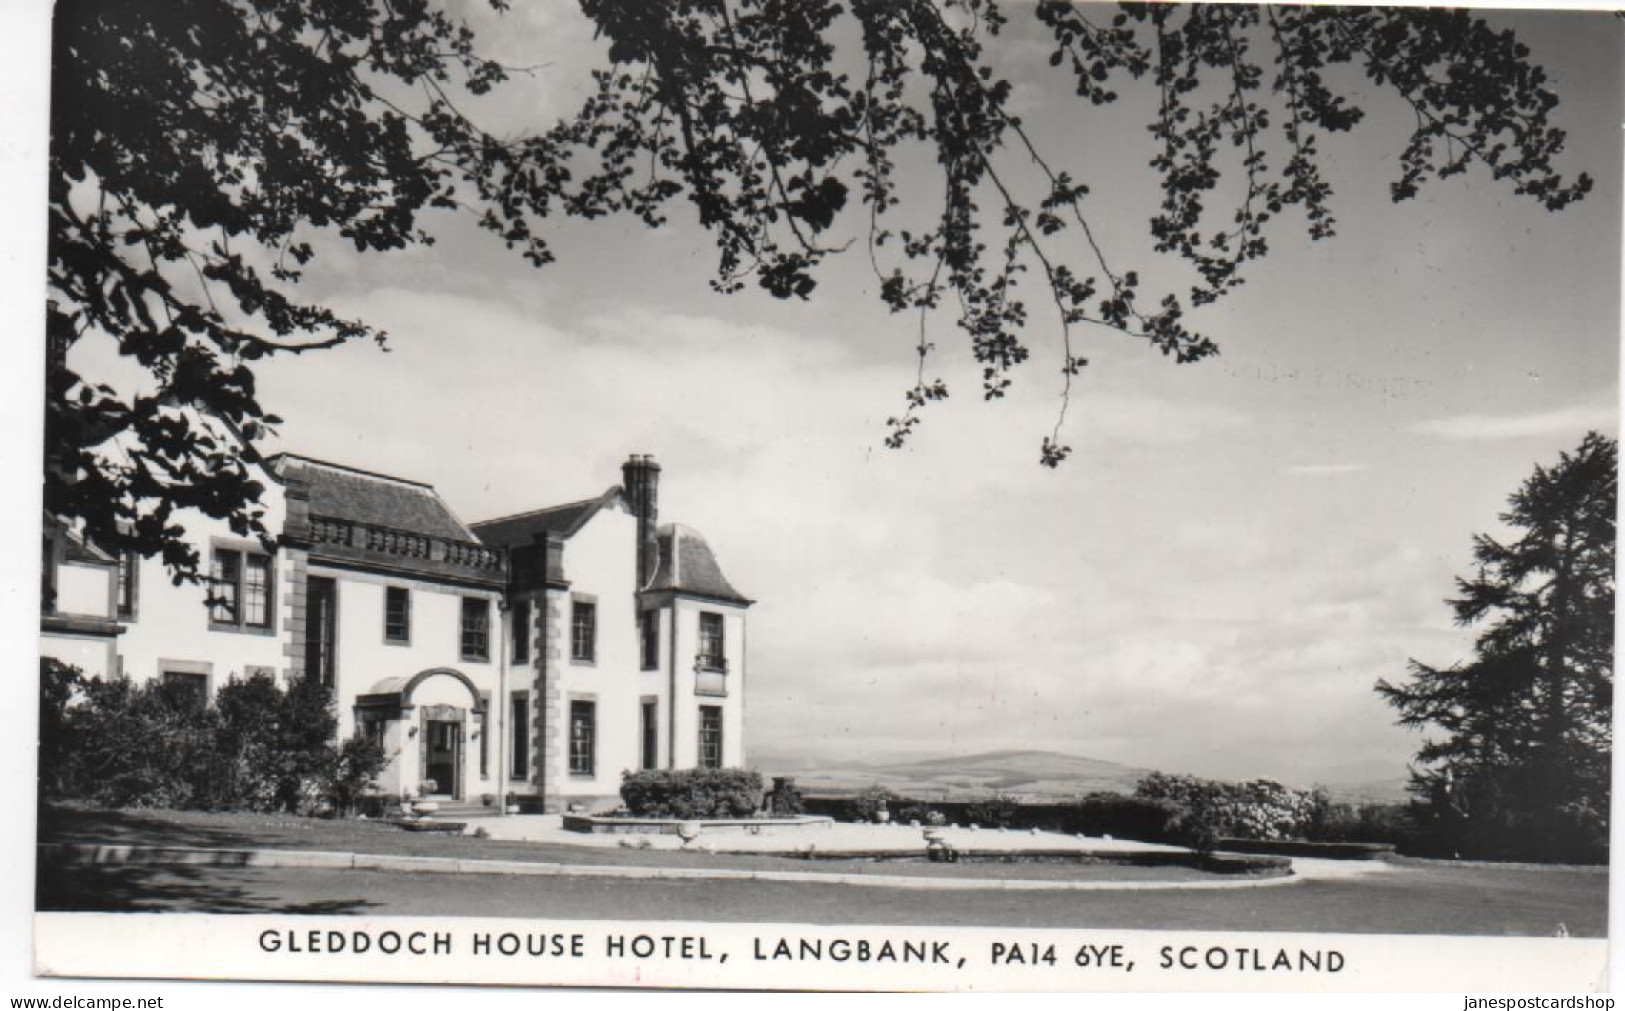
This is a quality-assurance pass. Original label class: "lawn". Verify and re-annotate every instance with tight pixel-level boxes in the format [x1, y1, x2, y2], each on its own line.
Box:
[34, 805, 1608, 935]
[36, 803, 1222, 883]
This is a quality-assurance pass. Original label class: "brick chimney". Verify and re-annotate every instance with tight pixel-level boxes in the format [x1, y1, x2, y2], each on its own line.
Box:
[622, 454, 661, 587]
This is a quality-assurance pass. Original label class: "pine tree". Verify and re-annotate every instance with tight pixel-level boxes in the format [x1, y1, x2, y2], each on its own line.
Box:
[1376, 432, 1616, 862]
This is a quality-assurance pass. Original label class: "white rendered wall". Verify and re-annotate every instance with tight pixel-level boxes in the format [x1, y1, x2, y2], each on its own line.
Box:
[41, 632, 116, 681]
[319, 566, 502, 801]
[55, 563, 113, 618]
[669, 597, 748, 769]
[113, 483, 289, 689]
[551, 501, 645, 805]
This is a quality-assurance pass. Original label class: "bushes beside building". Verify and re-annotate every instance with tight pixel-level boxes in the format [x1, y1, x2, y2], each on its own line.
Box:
[619, 768, 764, 818]
[40, 658, 386, 815]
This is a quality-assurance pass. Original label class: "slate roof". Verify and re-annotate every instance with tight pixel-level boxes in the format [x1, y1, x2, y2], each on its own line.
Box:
[271, 455, 476, 541]
[470, 489, 619, 547]
[648, 523, 752, 605]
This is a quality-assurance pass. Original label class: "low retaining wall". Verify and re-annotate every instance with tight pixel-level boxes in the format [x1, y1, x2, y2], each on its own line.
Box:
[562, 814, 835, 835]
[1215, 838, 1396, 861]
[770, 847, 1289, 877]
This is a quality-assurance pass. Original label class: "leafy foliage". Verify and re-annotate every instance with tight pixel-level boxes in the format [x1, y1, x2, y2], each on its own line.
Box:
[895, 802, 949, 827]
[1134, 771, 1320, 850]
[1301, 797, 1418, 848]
[963, 792, 1021, 828]
[841, 784, 899, 823]
[40, 660, 386, 814]
[619, 767, 764, 818]
[1376, 433, 1615, 863]
[765, 777, 805, 816]
[48, 1, 1595, 576]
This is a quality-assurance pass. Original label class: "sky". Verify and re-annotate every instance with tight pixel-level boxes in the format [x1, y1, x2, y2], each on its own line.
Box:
[13, 3, 1625, 791]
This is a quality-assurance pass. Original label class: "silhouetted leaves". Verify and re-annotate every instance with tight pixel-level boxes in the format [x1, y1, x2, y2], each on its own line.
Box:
[47, 2, 1595, 574]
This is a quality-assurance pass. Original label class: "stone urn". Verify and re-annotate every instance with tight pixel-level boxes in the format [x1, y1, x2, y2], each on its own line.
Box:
[677, 821, 704, 846]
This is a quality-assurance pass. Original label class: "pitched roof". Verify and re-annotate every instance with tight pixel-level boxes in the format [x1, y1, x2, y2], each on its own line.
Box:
[44, 514, 116, 565]
[470, 488, 620, 547]
[648, 523, 751, 604]
[270, 455, 476, 541]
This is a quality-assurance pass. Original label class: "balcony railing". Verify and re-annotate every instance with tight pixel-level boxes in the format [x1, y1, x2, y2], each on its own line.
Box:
[309, 515, 503, 576]
[696, 653, 728, 673]
[695, 669, 728, 697]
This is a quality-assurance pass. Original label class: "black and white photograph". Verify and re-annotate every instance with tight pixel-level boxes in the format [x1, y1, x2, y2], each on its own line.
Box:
[7, 0, 1620, 997]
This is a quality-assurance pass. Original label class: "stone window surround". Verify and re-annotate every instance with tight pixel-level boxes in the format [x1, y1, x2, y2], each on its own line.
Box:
[570, 593, 598, 666]
[568, 692, 597, 778]
[159, 657, 214, 703]
[206, 539, 276, 636]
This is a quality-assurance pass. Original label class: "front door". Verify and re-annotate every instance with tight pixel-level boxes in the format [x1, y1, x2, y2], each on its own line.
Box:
[424, 719, 461, 798]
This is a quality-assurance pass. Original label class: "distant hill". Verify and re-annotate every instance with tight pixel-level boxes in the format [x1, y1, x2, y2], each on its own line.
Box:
[752, 746, 1412, 805]
[759, 748, 1152, 801]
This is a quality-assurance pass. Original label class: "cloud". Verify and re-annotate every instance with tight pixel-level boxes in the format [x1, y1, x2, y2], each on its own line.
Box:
[1409, 402, 1617, 441]
[1285, 463, 1370, 477]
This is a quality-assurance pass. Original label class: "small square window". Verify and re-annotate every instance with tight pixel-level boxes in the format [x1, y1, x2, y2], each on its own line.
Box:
[162, 670, 209, 711]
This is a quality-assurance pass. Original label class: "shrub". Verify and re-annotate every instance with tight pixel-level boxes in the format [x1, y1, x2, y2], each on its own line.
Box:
[324, 733, 390, 817]
[1133, 772, 1320, 850]
[767, 778, 805, 816]
[619, 767, 764, 818]
[963, 793, 1020, 829]
[841, 785, 898, 823]
[894, 802, 946, 826]
[1303, 797, 1416, 847]
[39, 659, 385, 815]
